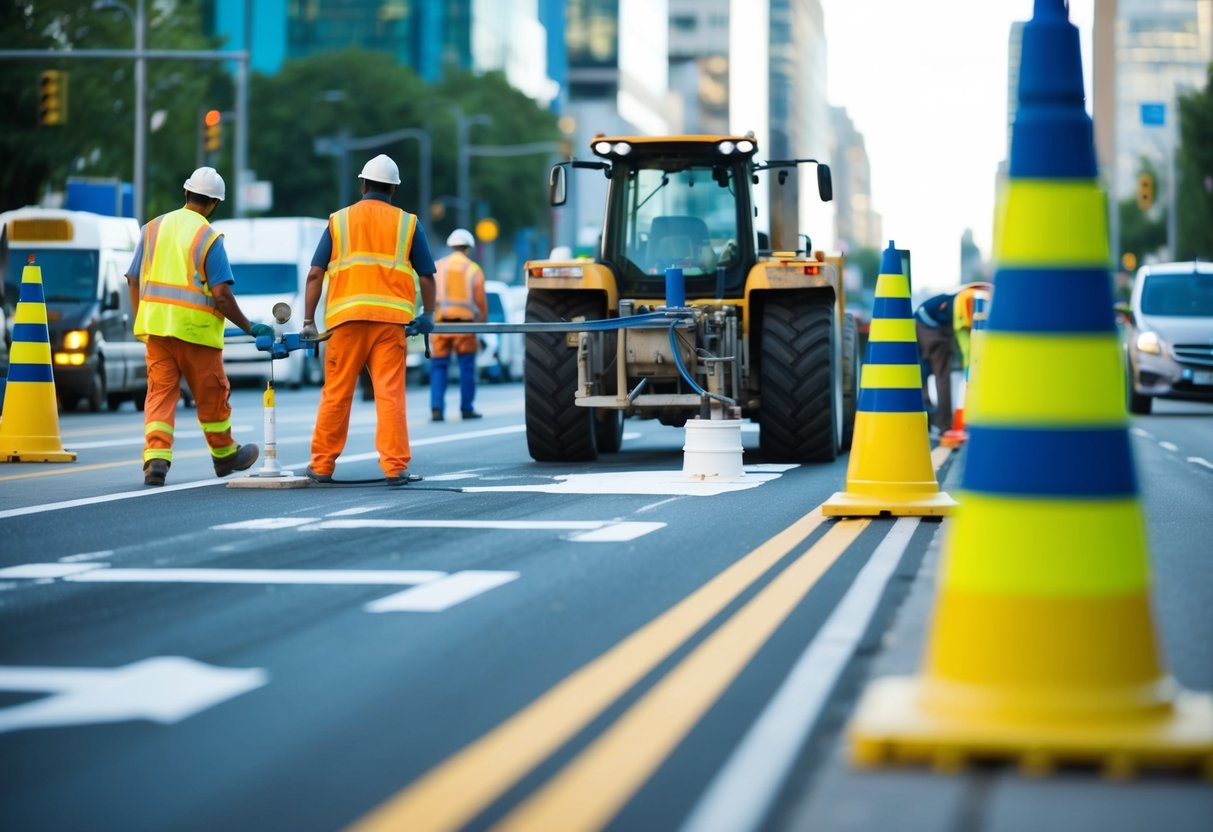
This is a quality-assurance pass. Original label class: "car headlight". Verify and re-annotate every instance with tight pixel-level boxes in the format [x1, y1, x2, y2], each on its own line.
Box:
[63, 329, 90, 350]
[1135, 330, 1164, 355]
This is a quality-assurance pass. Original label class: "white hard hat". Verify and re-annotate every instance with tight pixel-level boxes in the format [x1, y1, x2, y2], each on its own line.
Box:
[183, 166, 226, 201]
[359, 154, 401, 185]
[447, 228, 475, 248]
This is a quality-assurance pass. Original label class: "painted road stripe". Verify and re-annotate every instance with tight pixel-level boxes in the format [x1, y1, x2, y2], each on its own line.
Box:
[1159, 441, 1178, 452]
[494, 519, 870, 832]
[1188, 456, 1213, 471]
[366, 571, 520, 613]
[680, 517, 920, 832]
[463, 469, 784, 496]
[350, 508, 829, 832]
[296, 519, 665, 542]
[567, 522, 666, 542]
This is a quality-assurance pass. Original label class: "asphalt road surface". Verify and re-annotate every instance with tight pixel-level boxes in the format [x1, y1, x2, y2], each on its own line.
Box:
[1, 381, 1210, 831]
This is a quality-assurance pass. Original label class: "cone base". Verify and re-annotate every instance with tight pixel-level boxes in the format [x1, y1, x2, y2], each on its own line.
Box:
[848, 676, 1213, 779]
[939, 430, 967, 448]
[822, 489, 957, 517]
[2, 447, 77, 463]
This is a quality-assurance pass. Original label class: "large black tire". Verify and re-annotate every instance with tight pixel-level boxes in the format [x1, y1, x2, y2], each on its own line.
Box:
[525, 291, 601, 461]
[759, 296, 839, 462]
[841, 311, 860, 451]
[595, 409, 624, 454]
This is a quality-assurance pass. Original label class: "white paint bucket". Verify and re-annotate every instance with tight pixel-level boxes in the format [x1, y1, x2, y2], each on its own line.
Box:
[682, 418, 745, 481]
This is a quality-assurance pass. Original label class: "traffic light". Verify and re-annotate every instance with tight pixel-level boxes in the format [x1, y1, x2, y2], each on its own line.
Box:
[1137, 171, 1155, 212]
[204, 109, 223, 153]
[39, 70, 67, 126]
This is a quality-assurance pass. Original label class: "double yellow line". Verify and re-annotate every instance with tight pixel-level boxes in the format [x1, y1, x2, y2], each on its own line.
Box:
[353, 509, 871, 832]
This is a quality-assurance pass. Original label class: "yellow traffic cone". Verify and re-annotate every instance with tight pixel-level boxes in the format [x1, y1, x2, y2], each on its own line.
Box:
[848, 0, 1213, 776]
[0, 257, 76, 463]
[823, 242, 956, 517]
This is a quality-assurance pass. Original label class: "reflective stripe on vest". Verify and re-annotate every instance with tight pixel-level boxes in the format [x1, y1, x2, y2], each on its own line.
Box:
[435, 252, 482, 321]
[324, 199, 419, 328]
[134, 208, 224, 348]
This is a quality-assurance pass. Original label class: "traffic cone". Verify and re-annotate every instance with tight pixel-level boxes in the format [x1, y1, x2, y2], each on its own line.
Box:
[0, 257, 76, 463]
[848, 0, 1213, 776]
[823, 242, 956, 517]
[939, 290, 988, 448]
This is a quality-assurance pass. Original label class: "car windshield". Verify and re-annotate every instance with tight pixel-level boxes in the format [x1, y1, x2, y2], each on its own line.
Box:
[1140, 272, 1213, 316]
[230, 263, 297, 295]
[6, 248, 99, 303]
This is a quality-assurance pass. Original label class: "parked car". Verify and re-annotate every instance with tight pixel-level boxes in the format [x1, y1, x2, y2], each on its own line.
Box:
[1120, 261, 1213, 414]
[411, 280, 525, 385]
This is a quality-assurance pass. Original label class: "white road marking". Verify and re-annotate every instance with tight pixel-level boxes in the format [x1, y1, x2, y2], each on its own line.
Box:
[213, 517, 319, 530]
[1131, 427, 1154, 439]
[296, 518, 666, 540]
[622, 431, 643, 440]
[680, 517, 920, 832]
[0, 657, 267, 734]
[63, 426, 254, 450]
[325, 506, 385, 516]
[636, 497, 684, 514]
[1159, 441, 1179, 452]
[365, 571, 519, 613]
[0, 563, 106, 579]
[567, 522, 666, 542]
[58, 550, 114, 563]
[464, 469, 784, 496]
[1187, 456, 1213, 471]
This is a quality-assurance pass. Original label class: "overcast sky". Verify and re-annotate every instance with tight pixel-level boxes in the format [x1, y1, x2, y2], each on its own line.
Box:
[820, 0, 1094, 292]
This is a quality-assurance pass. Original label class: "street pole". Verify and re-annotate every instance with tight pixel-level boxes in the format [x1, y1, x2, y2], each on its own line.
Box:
[134, 0, 145, 223]
[234, 49, 248, 218]
[451, 105, 491, 230]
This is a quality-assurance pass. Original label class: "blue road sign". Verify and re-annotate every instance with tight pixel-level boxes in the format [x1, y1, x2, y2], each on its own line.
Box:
[1141, 102, 1166, 126]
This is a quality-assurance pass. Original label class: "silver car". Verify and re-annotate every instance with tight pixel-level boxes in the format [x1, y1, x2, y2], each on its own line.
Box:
[1122, 261, 1213, 414]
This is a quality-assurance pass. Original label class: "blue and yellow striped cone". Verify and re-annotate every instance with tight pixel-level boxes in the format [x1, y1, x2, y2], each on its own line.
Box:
[848, 0, 1212, 776]
[823, 241, 955, 517]
[0, 259, 76, 463]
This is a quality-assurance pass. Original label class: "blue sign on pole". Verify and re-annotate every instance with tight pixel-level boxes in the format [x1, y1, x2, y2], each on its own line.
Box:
[1141, 102, 1166, 126]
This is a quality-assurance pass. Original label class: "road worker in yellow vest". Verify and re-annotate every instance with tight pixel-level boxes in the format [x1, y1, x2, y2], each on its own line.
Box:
[299, 154, 437, 485]
[125, 166, 269, 486]
[429, 228, 488, 422]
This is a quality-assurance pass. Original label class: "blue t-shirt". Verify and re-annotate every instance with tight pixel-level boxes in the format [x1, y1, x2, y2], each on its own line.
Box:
[309, 192, 436, 276]
[126, 225, 234, 285]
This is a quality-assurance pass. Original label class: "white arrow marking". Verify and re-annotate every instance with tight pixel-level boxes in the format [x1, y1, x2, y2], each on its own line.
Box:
[0, 657, 267, 734]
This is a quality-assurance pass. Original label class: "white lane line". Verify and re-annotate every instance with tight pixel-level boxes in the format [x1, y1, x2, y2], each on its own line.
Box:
[567, 522, 666, 542]
[63, 567, 448, 585]
[297, 518, 645, 532]
[325, 506, 385, 516]
[1188, 456, 1213, 471]
[464, 470, 783, 496]
[63, 426, 255, 450]
[1159, 441, 1179, 452]
[58, 550, 114, 563]
[213, 517, 319, 530]
[1131, 427, 1154, 439]
[679, 517, 920, 832]
[365, 570, 520, 613]
[0, 563, 107, 579]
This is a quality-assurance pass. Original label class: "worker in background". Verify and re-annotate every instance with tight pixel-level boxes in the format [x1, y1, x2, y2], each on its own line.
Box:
[914, 282, 990, 433]
[429, 228, 487, 422]
[299, 154, 436, 486]
[125, 166, 268, 487]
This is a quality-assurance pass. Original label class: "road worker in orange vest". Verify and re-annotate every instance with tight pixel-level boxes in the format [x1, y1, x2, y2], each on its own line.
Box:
[299, 154, 437, 486]
[914, 281, 991, 433]
[125, 166, 268, 487]
[429, 228, 487, 422]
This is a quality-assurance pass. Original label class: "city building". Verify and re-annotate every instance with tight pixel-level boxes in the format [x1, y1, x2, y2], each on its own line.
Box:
[668, 0, 730, 135]
[830, 105, 881, 255]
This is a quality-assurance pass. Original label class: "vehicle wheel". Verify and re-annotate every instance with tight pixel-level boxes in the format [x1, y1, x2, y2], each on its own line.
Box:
[840, 311, 860, 451]
[759, 294, 838, 462]
[1128, 387, 1152, 415]
[524, 291, 600, 462]
[134, 386, 147, 411]
[86, 367, 105, 413]
[596, 409, 624, 453]
[107, 392, 125, 412]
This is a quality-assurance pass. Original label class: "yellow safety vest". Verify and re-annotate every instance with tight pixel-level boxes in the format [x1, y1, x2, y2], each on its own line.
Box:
[134, 207, 225, 348]
[325, 199, 419, 329]
[435, 251, 484, 321]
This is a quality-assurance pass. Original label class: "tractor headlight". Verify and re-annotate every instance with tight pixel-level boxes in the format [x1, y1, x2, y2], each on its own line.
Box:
[1136, 330, 1164, 355]
[718, 140, 736, 155]
[593, 140, 612, 155]
[736, 139, 755, 153]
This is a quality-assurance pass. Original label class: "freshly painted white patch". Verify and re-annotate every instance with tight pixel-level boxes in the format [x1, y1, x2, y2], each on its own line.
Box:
[568, 522, 666, 542]
[1159, 441, 1179, 452]
[0, 656, 267, 734]
[679, 518, 920, 832]
[423, 471, 488, 482]
[58, 551, 115, 563]
[365, 571, 520, 612]
[62, 567, 447, 585]
[0, 563, 107, 579]
[463, 468, 784, 496]
[212, 517, 319, 530]
[1188, 456, 1213, 471]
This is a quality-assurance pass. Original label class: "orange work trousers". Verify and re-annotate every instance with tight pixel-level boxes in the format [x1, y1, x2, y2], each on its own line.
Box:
[429, 331, 478, 358]
[310, 321, 410, 477]
[143, 334, 238, 464]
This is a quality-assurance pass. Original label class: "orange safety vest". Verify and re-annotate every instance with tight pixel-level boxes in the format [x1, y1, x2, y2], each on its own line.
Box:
[324, 198, 419, 329]
[134, 207, 225, 348]
[435, 251, 484, 321]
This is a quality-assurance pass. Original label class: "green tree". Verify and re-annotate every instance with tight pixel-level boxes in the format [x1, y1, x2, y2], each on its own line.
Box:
[1177, 65, 1213, 260]
[0, 1, 229, 218]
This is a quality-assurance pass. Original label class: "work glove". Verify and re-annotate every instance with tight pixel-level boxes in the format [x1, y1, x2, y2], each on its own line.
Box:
[405, 312, 435, 337]
[249, 323, 274, 338]
[299, 320, 320, 341]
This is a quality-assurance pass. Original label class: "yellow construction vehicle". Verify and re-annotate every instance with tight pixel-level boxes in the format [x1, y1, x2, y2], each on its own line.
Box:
[522, 133, 859, 463]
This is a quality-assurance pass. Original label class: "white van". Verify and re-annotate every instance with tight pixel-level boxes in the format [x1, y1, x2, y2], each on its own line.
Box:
[211, 217, 328, 388]
[0, 207, 146, 411]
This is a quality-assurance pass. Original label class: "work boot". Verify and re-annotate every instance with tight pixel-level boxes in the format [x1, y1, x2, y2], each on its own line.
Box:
[143, 459, 169, 487]
[386, 472, 422, 487]
[213, 443, 259, 477]
[431, 408, 444, 422]
[461, 410, 483, 420]
[305, 466, 334, 484]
